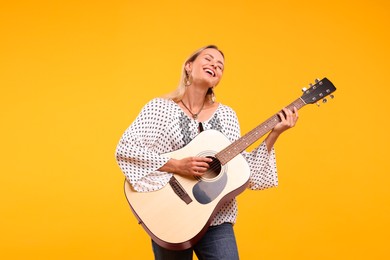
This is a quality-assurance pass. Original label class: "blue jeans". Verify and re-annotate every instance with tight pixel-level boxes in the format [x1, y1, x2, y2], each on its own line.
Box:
[152, 222, 239, 260]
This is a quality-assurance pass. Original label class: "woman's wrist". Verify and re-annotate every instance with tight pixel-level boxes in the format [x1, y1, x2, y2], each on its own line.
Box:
[159, 159, 178, 174]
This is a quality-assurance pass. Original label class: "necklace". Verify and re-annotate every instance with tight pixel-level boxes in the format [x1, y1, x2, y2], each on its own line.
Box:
[181, 100, 205, 120]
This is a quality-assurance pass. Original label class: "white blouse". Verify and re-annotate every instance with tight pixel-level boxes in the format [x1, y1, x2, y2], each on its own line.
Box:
[115, 98, 278, 225]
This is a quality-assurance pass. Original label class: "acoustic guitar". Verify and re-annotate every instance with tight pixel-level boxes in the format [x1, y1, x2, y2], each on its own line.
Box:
[124, 77, 336, 250]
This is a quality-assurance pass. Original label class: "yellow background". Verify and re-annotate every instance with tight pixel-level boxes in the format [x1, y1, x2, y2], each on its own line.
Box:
[1, 0, 389, 259]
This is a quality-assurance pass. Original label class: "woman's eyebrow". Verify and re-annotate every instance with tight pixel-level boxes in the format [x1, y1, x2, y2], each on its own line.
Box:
[205, 54, 224, 66]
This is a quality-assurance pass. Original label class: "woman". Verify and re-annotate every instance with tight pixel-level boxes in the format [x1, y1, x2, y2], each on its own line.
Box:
[115, 45, 298, 259]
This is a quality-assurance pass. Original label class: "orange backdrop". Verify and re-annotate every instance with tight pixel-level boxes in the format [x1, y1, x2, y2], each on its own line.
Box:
[1, 0, 389, 259]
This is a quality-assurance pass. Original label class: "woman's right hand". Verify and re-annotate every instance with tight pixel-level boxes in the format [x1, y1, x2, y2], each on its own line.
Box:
[159, 157, 212, 177]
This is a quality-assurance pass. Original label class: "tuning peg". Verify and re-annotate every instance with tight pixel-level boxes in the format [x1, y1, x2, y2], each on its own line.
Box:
[322, 98, 328, 103]
[316, 102, 320, 107]
[302, 87, 307, 92]
[315, 79, 319, 83]
[330, 94, 334, 99]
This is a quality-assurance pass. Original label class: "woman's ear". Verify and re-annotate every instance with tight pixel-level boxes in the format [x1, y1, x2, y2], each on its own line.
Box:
[185, 62, 192, 74]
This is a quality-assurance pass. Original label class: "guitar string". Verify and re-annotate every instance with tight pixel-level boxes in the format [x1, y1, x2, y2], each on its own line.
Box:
[194, 83, 331, 174]
[200, 98, 306, 175]
[204, 90, 334, 170]
[211, 99, 305, 167]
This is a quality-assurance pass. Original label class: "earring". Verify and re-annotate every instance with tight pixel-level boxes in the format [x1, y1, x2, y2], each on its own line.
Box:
[211, 91, 216, 103]
[185, 70, 192, 86]
[208, 87, 216, 103]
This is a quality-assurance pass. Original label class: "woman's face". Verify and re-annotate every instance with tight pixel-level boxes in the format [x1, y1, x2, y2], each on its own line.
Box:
[186, 48, 225, 87]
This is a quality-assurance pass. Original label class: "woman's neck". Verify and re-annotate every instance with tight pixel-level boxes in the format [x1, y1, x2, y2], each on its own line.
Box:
[182, 85, 208, 110]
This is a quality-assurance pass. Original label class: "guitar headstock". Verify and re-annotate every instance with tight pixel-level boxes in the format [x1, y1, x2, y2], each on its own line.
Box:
[301, 78, 336, 105]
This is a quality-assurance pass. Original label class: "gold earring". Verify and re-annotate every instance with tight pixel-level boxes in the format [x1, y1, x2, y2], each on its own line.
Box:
[208, 87, 216, 103]
[185, 71, 192, 86]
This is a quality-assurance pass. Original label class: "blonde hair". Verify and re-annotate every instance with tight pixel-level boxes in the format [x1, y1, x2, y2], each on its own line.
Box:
[164, 45, 224, 102]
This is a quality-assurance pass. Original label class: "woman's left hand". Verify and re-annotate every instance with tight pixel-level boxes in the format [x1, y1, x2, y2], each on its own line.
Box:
[273, 107, 299, 135]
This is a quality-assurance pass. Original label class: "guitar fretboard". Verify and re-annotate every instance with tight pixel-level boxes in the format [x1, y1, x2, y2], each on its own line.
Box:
[215, 98, 306, 165]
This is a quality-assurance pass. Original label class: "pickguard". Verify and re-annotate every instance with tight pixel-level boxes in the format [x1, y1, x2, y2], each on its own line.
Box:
[192, 172, 227, 204]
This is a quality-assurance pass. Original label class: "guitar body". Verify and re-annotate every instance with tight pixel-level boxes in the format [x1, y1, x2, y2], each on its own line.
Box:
[124, 129, 251, 250]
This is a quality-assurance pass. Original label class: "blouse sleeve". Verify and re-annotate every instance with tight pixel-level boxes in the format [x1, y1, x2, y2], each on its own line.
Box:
[242, 143, 278, 190]
[115, 99, 172, 192]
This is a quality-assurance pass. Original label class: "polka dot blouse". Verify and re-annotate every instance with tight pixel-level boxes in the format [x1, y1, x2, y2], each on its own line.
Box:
[115, 98, 278, 226]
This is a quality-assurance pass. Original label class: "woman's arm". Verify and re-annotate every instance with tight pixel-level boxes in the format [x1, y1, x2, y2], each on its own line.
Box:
[158, 157, 212, 177]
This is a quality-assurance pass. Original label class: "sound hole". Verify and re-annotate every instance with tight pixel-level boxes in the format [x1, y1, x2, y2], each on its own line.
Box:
[202, 156, 222, 180]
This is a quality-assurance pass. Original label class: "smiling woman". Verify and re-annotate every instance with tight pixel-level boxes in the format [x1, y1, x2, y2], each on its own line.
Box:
[114, 45, 298, 259]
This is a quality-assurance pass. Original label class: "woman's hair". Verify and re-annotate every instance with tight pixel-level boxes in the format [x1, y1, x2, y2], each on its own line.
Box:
[164, 45, 224, 102]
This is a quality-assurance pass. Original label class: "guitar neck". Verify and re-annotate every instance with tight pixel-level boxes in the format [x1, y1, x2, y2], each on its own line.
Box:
[216, 97, 306, 165]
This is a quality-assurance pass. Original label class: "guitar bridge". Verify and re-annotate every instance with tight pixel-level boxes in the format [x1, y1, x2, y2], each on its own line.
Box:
[169, 176, 192, 205]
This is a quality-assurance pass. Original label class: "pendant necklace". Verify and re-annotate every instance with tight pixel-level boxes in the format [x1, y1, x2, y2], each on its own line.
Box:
[181, 100, 205, 120]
